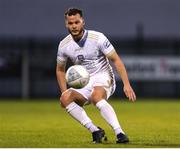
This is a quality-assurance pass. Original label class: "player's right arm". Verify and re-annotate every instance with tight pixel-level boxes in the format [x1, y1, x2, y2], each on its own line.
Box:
[56, 63, 67, 93]
[56, 41, 68, 93]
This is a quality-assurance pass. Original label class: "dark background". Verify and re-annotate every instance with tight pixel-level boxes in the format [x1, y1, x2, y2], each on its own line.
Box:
[0, 0, 180, 99]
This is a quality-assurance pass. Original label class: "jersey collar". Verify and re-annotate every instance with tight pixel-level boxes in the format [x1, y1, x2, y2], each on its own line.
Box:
[76, 30, 88, 47]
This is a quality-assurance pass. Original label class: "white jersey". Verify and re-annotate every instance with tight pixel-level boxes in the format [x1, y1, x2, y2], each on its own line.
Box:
[57, 30, 115, 77]
[57, 30, 116, 99]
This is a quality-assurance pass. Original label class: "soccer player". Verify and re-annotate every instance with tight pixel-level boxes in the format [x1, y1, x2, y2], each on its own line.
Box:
[56, 7, 136, 143]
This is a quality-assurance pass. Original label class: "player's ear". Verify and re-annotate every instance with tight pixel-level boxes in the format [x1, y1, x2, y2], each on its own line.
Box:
[82, 18, 85, 26]
[65, 20, 68, 28]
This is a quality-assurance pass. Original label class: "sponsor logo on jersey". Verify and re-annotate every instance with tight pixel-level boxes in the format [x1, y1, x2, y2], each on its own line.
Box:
[103, 39, 111, 49]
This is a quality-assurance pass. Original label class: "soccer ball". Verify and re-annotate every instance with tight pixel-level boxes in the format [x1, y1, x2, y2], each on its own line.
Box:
[65, 65, 90, 89]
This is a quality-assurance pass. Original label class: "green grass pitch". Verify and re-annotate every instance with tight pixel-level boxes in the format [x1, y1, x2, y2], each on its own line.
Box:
[0, 99, 180, 148]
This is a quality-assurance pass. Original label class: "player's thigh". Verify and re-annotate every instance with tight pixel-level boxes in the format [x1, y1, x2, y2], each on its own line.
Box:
[90, 73, 114, 103]
[73, 90, 88, 106]
[60, 88, 87, 107]
[91, 86, 107, 104]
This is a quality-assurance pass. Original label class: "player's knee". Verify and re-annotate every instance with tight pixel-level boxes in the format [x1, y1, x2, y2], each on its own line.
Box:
[91, 87, 107, 105]
[91, 92, 102, 105]
[59, 96, 65, 108]
[60, 90, 73, 108]
[91, 92, 96, 100]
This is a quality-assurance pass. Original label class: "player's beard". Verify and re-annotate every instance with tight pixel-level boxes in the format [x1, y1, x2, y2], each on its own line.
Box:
[69, 28, 84, 42]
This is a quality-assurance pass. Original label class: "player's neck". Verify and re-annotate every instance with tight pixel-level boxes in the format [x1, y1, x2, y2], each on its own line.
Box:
[73, 30, 84, 42]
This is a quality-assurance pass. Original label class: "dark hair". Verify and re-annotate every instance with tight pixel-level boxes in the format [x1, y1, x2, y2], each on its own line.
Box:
[64, 8, 83, 18]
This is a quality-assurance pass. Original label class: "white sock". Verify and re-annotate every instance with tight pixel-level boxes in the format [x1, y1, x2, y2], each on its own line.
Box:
[85, 122, 99, 133]
[66, 102, 98, 133]
[96, 100, 125, 135]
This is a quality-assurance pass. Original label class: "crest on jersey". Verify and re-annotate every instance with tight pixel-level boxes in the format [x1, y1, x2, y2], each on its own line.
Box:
[77, 55, 85, 61]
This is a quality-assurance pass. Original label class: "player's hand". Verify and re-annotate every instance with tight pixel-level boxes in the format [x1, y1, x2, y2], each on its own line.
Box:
[123, 85, 136, 101]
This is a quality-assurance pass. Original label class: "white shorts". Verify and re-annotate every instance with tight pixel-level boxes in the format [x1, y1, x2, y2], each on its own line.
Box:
[71, 72, 116, 105]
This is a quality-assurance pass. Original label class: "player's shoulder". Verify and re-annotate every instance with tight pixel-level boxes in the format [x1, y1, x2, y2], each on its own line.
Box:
[59, 34, 72, 49]
[87, 30, 105, 40]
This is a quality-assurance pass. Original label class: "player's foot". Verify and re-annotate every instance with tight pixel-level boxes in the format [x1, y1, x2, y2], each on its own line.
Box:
[92, 127, 107, 143]
[116, 133, 129, 143]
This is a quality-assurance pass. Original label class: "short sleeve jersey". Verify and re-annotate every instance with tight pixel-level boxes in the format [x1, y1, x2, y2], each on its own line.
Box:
[57, 30, 115, 76]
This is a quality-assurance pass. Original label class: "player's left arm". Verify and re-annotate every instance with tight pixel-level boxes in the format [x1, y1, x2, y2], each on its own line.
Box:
[107, 50, 136, 101]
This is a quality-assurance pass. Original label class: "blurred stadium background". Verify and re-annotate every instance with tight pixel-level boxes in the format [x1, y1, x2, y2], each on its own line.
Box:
[0, 0, 180, 100]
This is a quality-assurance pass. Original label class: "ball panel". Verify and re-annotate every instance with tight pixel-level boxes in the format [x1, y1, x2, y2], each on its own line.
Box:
[66, 67, 81, 82]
